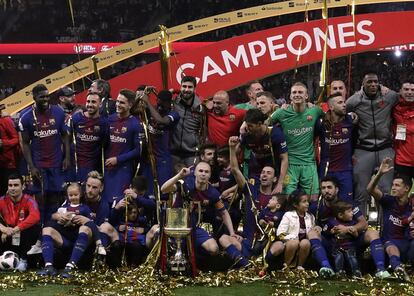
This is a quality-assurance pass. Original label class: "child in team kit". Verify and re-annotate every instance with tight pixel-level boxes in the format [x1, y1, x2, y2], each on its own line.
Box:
[277, 190, 315, 270]
[258, 195, 285, 230]
[327, 201, 362, 277]
[37, 183, 105, 277]
[56, 183, 106, 255]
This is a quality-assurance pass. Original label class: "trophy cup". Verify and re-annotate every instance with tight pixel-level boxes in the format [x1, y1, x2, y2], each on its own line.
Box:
[162, 201, 201, 275]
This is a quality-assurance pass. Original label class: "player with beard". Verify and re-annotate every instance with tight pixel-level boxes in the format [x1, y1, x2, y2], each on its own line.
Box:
[307, 176, 389, 279]
[241, 109, 288, 193]
[67, 93, 107, 183]
[89, 79, 116, 118]
[57, 86, 82, 183]
[220, 136, 280, 268]
[170, 76, 206, 167]
[346, 71, 399, 215]
[19, 84, 70, 224]
[316, 93, 354, 201]
[367, 158, 411, 281]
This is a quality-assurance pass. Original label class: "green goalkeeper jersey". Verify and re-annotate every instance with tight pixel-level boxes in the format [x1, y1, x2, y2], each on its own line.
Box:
[270, 105, 324, 165]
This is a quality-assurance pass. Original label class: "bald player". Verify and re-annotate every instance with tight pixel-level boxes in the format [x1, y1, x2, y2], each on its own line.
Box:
[207, 90, 246, 147]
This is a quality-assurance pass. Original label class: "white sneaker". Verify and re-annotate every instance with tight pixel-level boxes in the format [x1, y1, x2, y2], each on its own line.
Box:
[27, 241, 42, 255]
[96, 244, 106, 256]
[16, 259, 27, 272]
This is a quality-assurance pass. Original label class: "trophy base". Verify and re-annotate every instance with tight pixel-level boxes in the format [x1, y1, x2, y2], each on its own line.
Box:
[168, 259, 189, 272]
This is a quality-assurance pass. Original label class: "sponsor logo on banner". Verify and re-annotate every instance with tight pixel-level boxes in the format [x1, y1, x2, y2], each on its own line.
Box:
[214, 17, 231, 23]
[243, 12, 259, 17]
[237, 12, 243, 18]
[137, 40, 144, 46]
[116, 48, 133, 55]
[100, 45, 113, 52]
[169, 30, 183, 35]
[262, 6, 282, 10]
[7, 99, 22, 107]
[73, 44, 97, 54]
[54, 76, 65, 81]
[188, 23, 208, 30]
[99, 55, 113, 62]
[45, 76, 66, 85]
[289, 2, 294, 7]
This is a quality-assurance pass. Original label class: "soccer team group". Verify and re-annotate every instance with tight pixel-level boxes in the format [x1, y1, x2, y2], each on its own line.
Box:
[0, 71, 413, 281]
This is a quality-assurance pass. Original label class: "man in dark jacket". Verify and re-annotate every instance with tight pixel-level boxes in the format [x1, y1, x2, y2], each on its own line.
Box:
[170, 76, 206, 167]
[346, 71, 399, 215]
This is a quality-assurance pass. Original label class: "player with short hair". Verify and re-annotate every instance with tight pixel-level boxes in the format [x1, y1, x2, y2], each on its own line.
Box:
[0, 174, 40, 271]
[103, 89, 143, 205]
[367, 157, 412, 281]
[19, 84, 70, 223]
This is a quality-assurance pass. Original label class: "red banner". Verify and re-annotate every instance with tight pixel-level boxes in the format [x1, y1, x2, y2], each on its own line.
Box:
[76, 11, 414, 103]
[0, 42, 212, 55]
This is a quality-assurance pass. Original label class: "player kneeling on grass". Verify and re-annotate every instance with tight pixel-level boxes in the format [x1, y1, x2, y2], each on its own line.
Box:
[0, 174, 40, 271]
[37, 182, 105, 278]
[367, 157, 412, 282]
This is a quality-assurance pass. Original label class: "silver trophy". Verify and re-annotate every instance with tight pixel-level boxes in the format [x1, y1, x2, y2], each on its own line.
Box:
[163, 202, 201, 273]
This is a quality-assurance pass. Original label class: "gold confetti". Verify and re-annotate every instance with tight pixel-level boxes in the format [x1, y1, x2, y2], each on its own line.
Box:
[0, 262, 413, 296]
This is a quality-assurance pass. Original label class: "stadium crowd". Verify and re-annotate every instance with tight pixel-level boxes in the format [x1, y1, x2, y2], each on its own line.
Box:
[0, 70, 413, 282]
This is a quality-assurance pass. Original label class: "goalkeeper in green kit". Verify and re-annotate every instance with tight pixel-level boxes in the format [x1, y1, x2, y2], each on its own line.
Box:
[269, 82, 324, 201]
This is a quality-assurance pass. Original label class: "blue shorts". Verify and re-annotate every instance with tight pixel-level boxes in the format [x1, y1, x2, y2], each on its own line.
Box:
[47, 220, 80, 243]
[103, 164, 133, 204]
[194, 227, 213, 251]
[63, 167, 77, 183]
[28, 168, 64, 193]
[322, 232, 365, 256]
[241, 238, 253, 258]
[326, 170, 353, 202]
[141, 159, 174, 199]
[157, 159, 173, 191]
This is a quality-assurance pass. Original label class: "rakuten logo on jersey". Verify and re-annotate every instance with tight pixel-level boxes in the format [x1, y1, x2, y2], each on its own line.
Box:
[34, 129, 58, 138]
[110, 134, 127, 143]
